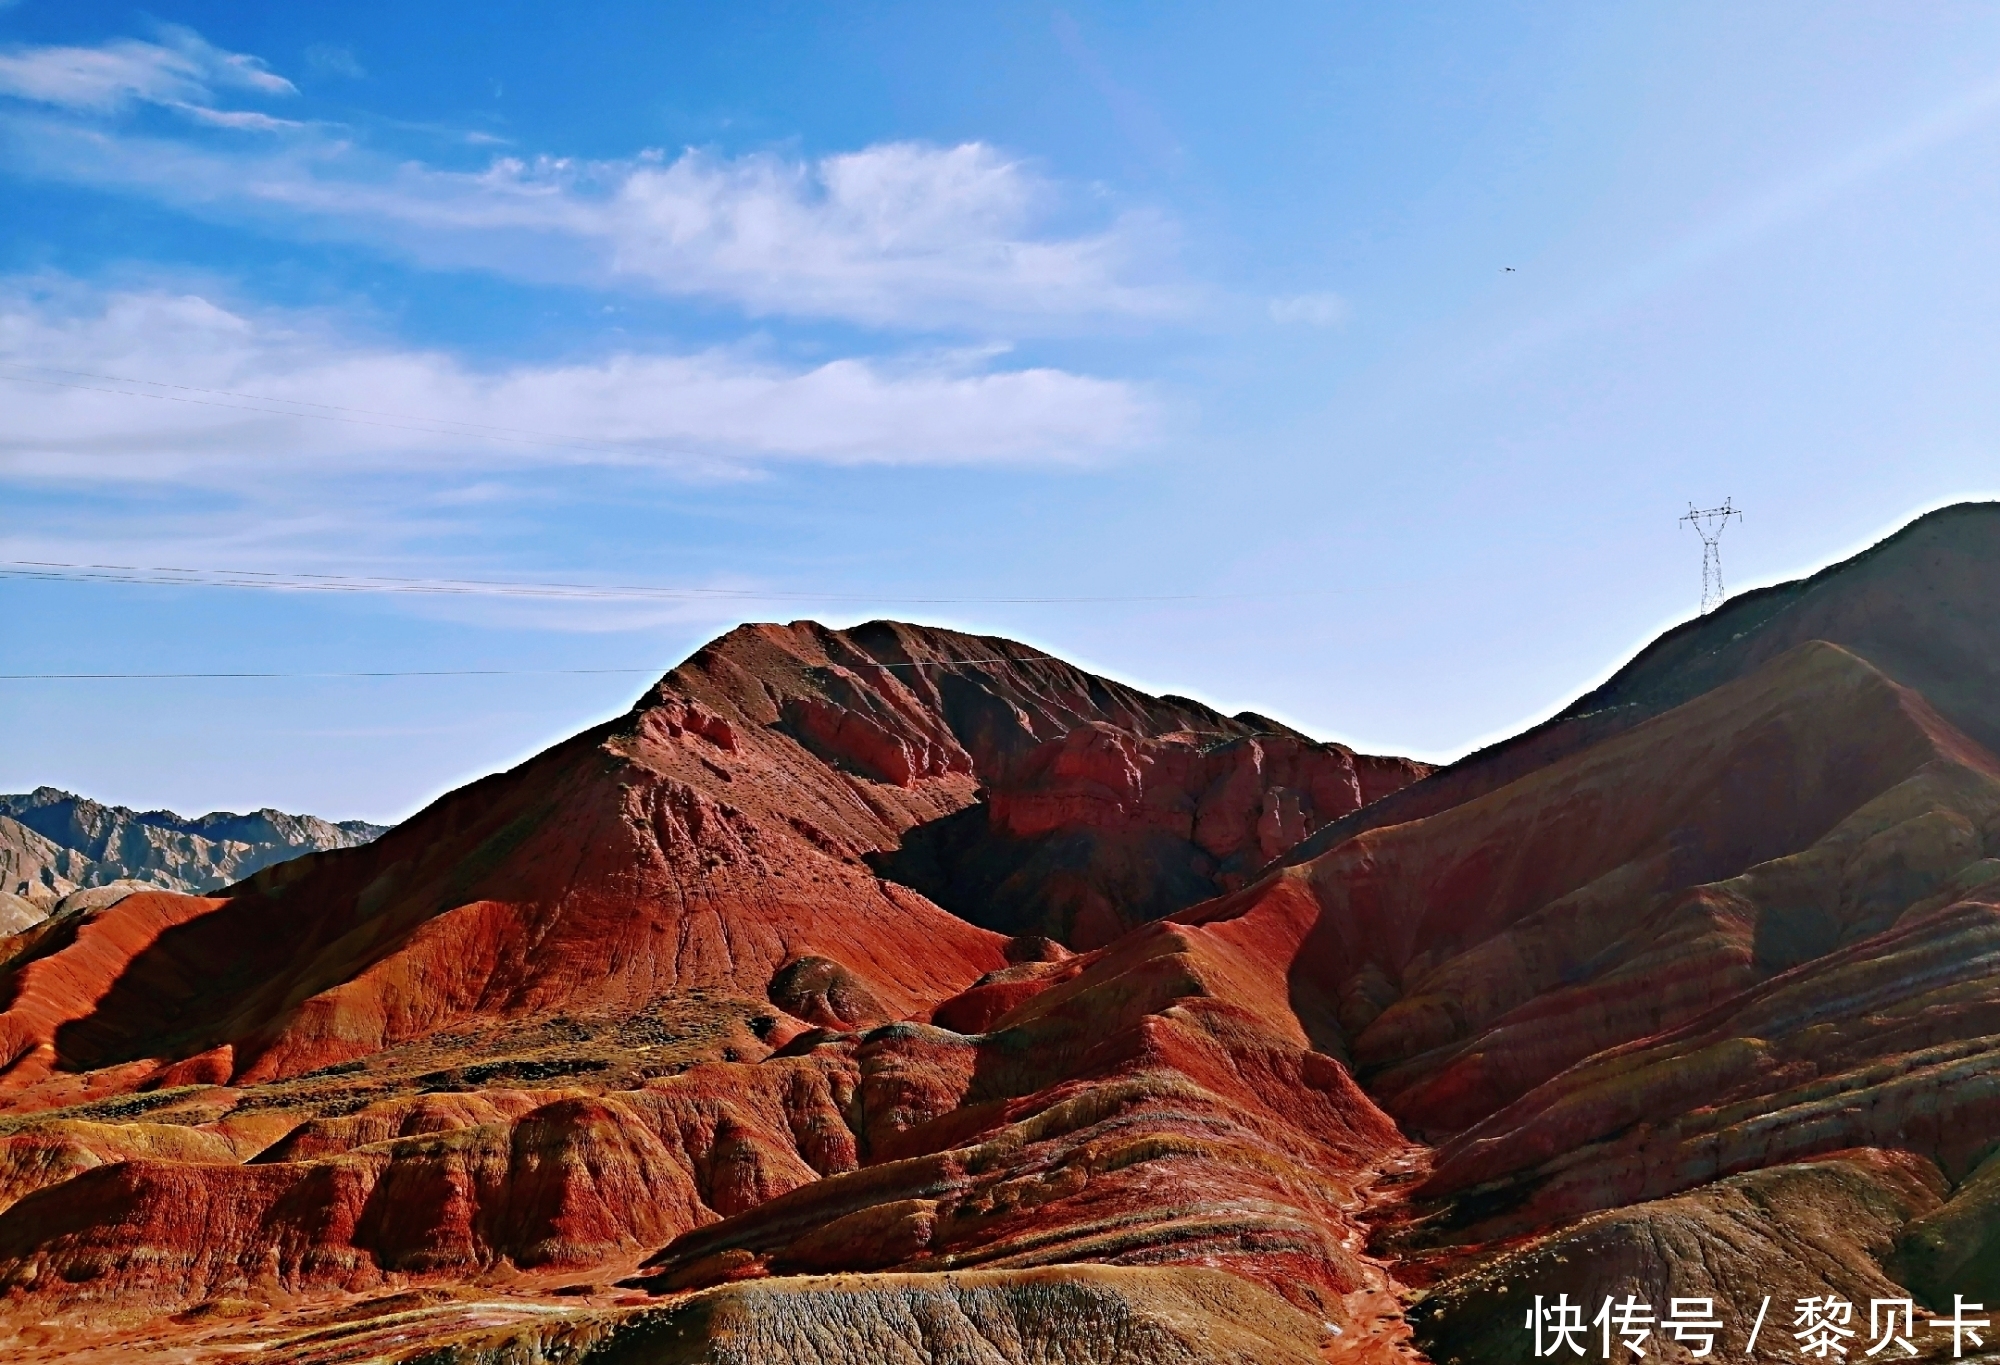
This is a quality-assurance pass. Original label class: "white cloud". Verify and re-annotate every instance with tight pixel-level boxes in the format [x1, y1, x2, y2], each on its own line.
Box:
[0, 284, 1156, 482]
[0, 26, 1177, 329]
[593, 142, 1173, 325]
[177, 104, 302, 132]
[4, 124, 1176, 327]
[1267, 292, 1350, 328]
[0, 25, 294, 123]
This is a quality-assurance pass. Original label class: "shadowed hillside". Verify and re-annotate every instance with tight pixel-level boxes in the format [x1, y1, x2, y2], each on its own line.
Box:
[1279, 499, 2000, 873]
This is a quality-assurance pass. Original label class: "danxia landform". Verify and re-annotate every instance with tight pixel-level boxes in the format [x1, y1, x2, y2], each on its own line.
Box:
[2, 505, 1999, 1362]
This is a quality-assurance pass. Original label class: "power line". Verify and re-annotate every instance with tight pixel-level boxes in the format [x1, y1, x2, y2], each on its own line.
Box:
[0, 560, 1250, 606]
[0, 668, 655, 680]
[877, 656, 1054, 666]
[0, 656, 1061, 681]
[3, 560, 764, 602]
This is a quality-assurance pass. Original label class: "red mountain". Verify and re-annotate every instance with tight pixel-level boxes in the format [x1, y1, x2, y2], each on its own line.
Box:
[2, 505, 1999, 1364]
[0, 619, 1427, 1362]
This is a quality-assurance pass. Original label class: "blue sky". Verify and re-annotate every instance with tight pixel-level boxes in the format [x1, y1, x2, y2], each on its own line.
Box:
[4, 2, 2000, 822]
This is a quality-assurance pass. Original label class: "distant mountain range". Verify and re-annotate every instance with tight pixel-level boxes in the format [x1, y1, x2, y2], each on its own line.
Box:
[0, 787, 386, 931]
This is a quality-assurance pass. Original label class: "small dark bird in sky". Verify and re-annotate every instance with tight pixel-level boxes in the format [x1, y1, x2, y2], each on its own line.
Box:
[1503, 266, 1517, 272]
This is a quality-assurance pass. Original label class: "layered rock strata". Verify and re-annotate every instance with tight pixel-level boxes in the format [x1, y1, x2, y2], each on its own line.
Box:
[2, 505, 1999, 1362]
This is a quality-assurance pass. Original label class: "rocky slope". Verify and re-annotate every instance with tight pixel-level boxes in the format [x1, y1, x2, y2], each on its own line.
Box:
[0, 623, 1426, 1106]
[0, 619, 1429, 1361]
[1280, 499, 2000, 870]
[876, 710, 1425, 946]
[2, 504, 2000, 1363]
[678, 619, 1426, 946]
[0, 788, 385, 910]
[0, 818, 92, 934]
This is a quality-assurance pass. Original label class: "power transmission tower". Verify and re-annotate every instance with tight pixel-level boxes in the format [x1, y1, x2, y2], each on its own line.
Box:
[1679, 499, 1742, 614]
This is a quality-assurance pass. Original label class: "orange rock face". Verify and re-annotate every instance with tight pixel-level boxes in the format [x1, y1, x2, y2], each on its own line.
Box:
[7, 505, 2000, 1364]
[0, 620, 1426, 1109]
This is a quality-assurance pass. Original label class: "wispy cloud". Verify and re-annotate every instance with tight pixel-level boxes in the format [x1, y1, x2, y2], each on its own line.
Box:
[0, 479, 791, 638]
[1050, 10, 1182, 175]
[0, 29, 1178, 329]
[0, 282, 1157, 482]
[2, 124, 1176, 328]
[175, 104, 301, 132]
[0, 24, 294, 123]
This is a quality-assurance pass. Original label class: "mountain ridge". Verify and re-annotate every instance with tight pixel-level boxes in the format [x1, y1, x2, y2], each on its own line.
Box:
[1274, 499, 2000, 873]
[0, 788, 386, 935]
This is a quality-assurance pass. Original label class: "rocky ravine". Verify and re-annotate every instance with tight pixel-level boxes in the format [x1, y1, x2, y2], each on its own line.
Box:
[0, 504, 1997, 1363]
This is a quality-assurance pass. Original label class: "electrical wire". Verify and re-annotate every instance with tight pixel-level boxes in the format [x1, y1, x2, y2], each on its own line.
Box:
[0, 668, 655, 680]
[0, 656, 1062, 681]
[0, 560, 1244, 605]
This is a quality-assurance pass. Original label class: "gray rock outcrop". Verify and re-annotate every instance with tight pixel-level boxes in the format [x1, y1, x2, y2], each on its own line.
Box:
[0, 788, 387, 930]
